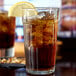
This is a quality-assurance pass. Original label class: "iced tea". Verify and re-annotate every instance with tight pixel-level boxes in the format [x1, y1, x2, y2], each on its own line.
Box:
[0, 11, 15, 57]
[24, 19, 56, 69]
[0, 12, 15, 48]
[23, 8, 58, 75]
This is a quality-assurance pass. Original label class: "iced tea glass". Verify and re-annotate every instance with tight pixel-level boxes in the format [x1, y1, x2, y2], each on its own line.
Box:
[0, 10, 15, 58]
[23, 7, 59, 75]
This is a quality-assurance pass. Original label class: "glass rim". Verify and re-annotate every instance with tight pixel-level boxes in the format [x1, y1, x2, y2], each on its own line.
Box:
[22, 7, 59, 10]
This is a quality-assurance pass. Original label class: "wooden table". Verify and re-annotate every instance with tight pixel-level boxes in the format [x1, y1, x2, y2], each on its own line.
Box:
[0, 62, 76, 76]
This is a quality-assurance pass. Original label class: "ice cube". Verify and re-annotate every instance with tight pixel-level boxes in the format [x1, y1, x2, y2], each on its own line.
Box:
[38, 11, 54, 20]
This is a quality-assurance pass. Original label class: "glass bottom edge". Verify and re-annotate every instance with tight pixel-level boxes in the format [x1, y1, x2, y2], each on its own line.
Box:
[26, 66, 55, 75]
[0, 47, 14, 58]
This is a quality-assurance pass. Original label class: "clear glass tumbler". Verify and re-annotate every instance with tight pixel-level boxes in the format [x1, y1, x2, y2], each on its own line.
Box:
[0, 10, 15, 58]
[23, 7, 59, 75]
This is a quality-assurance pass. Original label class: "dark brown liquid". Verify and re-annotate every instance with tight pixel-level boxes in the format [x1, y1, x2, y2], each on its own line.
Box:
[0, 15, 15, 48]
[0, 33, 15, 48]
[26, 44, 56, 70]
[24, 18, 57, 71]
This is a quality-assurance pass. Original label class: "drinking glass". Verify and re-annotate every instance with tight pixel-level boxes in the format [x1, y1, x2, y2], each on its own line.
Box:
[23, 7, 59, 75]
[0, 10, 15, 58]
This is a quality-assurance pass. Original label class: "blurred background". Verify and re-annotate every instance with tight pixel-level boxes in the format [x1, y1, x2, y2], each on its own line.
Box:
[0, 0, 76, 76]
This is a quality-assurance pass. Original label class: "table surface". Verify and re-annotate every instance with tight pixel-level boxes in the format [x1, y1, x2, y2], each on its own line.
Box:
[0, 62, 76, 76]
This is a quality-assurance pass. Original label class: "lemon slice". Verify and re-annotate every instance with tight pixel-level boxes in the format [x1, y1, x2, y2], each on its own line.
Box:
[8, 1, 37, 17]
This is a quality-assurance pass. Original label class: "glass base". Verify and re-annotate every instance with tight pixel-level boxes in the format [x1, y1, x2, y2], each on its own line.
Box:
[0, 47, 15, 58]
[26, 66, 55, 75]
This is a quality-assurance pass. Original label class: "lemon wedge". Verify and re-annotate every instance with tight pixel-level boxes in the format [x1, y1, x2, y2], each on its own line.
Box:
[8, 1, 37, 17]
